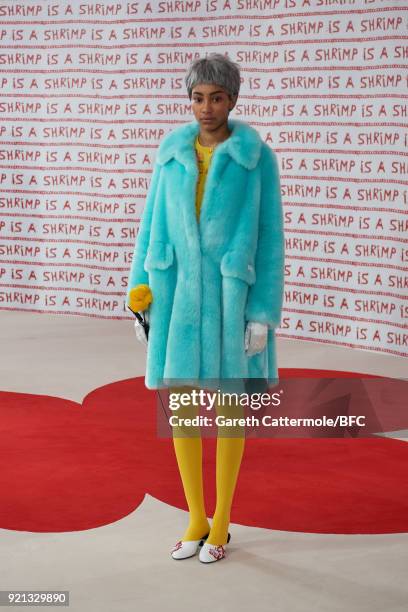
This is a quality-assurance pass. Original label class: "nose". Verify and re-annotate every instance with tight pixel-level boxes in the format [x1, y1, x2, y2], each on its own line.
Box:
[203, 99, 213, 113]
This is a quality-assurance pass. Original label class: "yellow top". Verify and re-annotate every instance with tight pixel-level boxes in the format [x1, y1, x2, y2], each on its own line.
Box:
[194, 134, 215, 221]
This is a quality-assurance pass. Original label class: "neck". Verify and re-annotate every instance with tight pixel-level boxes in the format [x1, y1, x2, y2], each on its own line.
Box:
[198, 120, 231, 147]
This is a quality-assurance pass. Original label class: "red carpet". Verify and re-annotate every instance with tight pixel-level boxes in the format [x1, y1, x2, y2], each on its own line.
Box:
[0, 370, 407, 534]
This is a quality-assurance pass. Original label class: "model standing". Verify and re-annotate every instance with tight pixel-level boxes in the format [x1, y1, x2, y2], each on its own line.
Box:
[127, 53, 284, 562]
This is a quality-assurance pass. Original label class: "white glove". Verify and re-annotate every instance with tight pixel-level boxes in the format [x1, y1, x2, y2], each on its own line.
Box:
[244, 321, 268, 357]
[134, 310, 150, 347]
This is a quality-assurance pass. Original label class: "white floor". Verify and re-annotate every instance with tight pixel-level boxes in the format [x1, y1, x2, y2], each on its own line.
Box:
[1, 494, 407, 612]
[0, 310, 407, 612]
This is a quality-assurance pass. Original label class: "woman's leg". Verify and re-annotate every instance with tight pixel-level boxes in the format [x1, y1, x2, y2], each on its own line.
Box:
[170, 385, 210, 540]
[206, 393, 246, 546]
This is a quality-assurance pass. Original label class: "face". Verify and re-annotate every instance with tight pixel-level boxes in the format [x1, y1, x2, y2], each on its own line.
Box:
[191, 83, 237, 130]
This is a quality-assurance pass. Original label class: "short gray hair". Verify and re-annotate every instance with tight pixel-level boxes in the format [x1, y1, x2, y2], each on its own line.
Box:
[184, 53, 241, 100]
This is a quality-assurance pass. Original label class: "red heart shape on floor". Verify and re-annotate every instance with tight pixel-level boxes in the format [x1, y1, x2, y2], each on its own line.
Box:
[1, 371, 407, 534]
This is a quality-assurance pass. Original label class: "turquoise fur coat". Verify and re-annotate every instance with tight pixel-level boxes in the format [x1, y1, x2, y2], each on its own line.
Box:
[126, 117, 284, 392]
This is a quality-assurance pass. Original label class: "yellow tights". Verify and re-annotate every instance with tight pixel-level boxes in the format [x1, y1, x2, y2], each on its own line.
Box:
[171, 386, 245, 547]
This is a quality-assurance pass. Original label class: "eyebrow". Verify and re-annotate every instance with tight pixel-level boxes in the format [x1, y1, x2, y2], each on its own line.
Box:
[192, 90, 225, 95]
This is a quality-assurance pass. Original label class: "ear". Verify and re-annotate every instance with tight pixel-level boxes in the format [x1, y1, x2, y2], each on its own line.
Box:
[229, 93, 238, 111]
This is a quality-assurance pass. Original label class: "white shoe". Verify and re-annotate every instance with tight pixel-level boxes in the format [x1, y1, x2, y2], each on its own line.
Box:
[199, 533, 231, 563]
[171, 533, 209, 560]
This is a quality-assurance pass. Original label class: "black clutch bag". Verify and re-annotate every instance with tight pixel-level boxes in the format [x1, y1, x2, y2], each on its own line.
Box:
[244, 377, 269, 395]
[125, 303, 150, 340]
[134, 311, 150, 340]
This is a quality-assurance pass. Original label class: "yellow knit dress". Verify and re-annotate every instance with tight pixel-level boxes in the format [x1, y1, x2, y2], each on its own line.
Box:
[194, 134, 215, 221]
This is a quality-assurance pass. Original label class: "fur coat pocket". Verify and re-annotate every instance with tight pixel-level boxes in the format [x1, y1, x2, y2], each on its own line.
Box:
[144, 240, 174, 271]
[220, 249, 256, 286]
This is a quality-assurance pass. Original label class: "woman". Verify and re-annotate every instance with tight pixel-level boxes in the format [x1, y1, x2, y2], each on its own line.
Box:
[126, 53, 284, 563]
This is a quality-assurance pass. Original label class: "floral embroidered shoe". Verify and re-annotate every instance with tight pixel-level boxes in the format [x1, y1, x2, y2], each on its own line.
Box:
[198, 532, 231, 564]
[171, 533, 209, 560]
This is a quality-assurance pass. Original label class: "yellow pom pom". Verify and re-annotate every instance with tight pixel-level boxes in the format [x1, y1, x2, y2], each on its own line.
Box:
[128, 284, 153, 312]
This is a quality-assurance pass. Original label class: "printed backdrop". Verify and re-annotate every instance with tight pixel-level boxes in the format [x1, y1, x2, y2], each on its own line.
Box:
[0, 1, 406, 358]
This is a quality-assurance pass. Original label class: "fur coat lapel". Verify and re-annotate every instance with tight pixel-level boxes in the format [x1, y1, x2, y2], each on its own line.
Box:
[155, 118, 265, 257]
[156, 118, 263, 173]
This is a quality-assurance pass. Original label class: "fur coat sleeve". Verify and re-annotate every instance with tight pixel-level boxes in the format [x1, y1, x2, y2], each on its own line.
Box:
[244, 144, 284, 329]
[126, 162, 162, 304]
